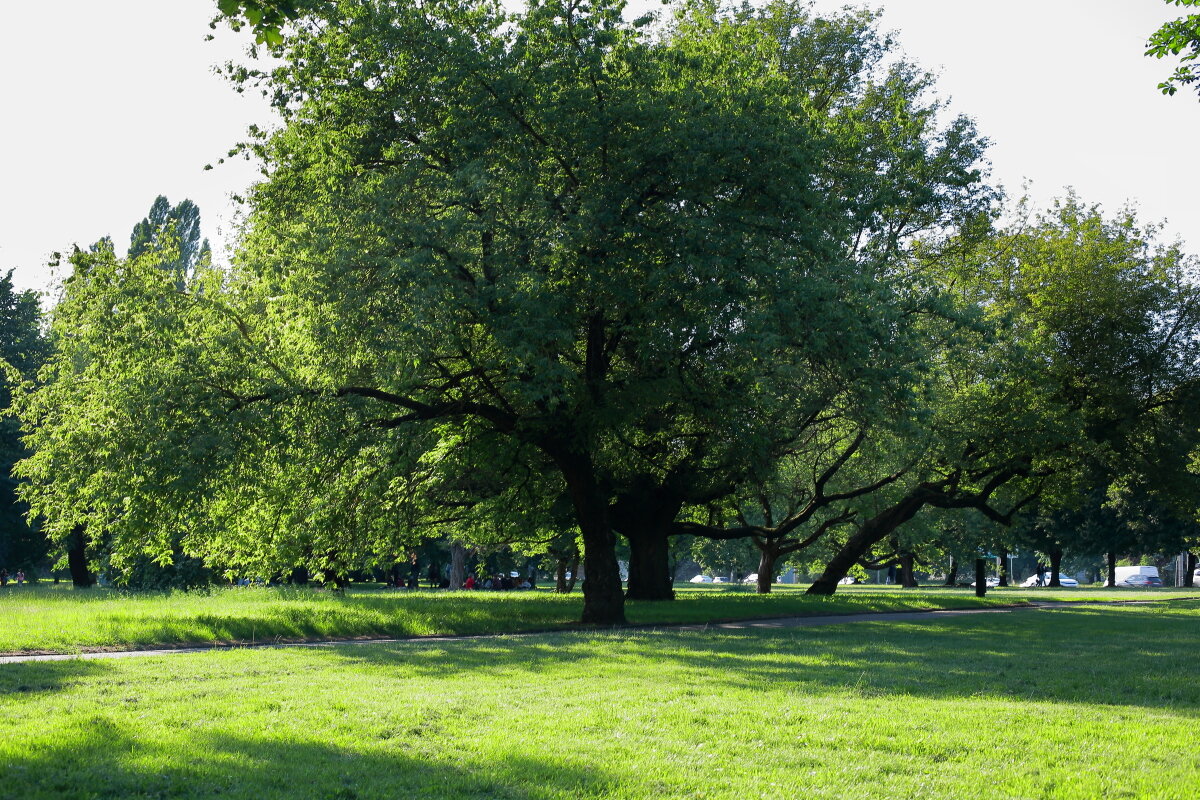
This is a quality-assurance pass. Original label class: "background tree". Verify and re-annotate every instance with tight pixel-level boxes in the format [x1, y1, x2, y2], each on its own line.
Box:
[809, 195, 1200, 593]
[22, 0, 929, 624]
[128, 195, 212, 288]
[1147, 0, 1200, 96]
[0, 271, 51, 578]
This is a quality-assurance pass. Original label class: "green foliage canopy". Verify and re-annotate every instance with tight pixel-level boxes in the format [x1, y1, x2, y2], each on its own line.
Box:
[1147, 0, 1200, 96]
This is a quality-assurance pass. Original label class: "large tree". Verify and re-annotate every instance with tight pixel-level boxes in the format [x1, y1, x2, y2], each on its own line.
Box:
[17, 0, 956, 623]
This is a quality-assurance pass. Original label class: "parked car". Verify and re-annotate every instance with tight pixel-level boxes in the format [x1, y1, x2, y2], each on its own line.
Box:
[970, 577, 1000, 588]
[838, 576, 858, 585]
[688, 575, 714, 584]
[1021, 572, 1079, 587]
[712, 576, 728, 584]
[741, 573, 759, 585]
[1116, 574, 1162, 588]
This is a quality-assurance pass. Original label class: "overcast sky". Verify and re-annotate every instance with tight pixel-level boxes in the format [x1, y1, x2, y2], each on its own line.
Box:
[2, 0, 1197, 296]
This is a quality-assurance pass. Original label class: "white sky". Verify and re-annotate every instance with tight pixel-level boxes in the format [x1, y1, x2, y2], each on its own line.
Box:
[2, 0, 1198, 297]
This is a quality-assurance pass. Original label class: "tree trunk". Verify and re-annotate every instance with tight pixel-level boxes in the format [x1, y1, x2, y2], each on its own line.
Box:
[555, 450, 625, 624]
[449, 542, 466, 589]
[565, 555, 580, 593]
[1185, 553, 1197, 588]
[997, 548, 1009, 587]
[1048, 548, 1063, 587]
[944, 556, 958, 586]
[67, 526, 94, 588]
[756, 546, 778, 594]
[899, 553, 917, 587]
[1106, 551, 1117, 587]
[624, 526, 675, 600]
[975, 558, 987, 597]
[613, 488, 682, 601]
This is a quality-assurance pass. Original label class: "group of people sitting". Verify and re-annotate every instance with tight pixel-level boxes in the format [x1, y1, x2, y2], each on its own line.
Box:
[463, 574, 534, 591]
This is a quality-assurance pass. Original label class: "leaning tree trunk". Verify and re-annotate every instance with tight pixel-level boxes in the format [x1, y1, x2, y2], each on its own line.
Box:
[67, 525, 94, 588]
[1048, 548, 1064, 587]
[756, 546, 779, 595]
[944, 556, 958, 586]
[1106, 551, 1117, 587]
[809, 492, 928, 595]
[449, 542, 467, 589]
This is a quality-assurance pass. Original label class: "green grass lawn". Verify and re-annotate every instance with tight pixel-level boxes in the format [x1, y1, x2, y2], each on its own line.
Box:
[1, 602, 1196, 798]
[1, 581, 1195, 655]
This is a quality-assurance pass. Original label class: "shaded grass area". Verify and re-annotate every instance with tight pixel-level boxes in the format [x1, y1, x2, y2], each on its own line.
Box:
[0, 581, 1195, 655]
[1, 603, 1197, 799]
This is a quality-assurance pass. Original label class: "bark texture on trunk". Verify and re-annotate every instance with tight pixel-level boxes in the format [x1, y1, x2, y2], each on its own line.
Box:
[756, 548, 777, 594]
[449, 542, 466, 589]
[899, 553, 917, 587]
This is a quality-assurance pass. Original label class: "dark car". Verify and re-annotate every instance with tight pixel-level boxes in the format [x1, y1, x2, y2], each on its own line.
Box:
[1117, 574, 1163, 588]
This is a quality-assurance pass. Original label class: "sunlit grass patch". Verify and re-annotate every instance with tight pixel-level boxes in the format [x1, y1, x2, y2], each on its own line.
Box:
[0, 603, 1196, 798]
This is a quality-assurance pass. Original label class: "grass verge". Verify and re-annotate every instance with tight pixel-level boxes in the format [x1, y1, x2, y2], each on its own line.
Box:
[0, 602, 1196, 798]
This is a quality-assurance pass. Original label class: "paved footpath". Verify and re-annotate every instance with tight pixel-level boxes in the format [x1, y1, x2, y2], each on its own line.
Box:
[7, 598, 1190, 666]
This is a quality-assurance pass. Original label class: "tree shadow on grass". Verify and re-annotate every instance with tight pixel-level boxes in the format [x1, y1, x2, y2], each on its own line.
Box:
[318, 605, 1200, 715]
[0, 657, 114, 697]
[0, 713, 621, 800]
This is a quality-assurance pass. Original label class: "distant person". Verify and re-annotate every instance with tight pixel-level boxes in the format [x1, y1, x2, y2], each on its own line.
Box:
[0, 568, 8, 587]
[15, 570, 25, 586]
[464, 575, 476, 590]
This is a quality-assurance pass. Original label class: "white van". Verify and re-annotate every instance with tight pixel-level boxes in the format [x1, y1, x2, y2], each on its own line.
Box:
[1114, 565, 1162, 587]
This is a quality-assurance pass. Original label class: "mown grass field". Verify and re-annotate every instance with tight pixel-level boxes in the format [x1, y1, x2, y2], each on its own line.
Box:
[1, 582, 1196, 655]
[1, 602, 1196, 799]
